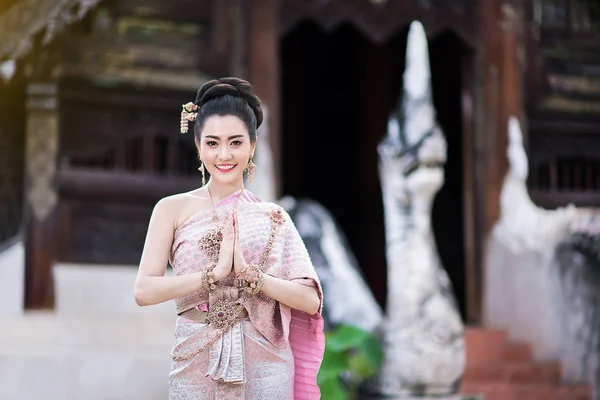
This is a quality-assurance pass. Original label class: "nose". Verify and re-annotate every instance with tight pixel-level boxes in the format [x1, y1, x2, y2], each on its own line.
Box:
[218, 145, 232, 160]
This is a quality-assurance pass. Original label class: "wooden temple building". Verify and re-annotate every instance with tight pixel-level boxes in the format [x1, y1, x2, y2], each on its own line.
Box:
[1, 0, 599, 326]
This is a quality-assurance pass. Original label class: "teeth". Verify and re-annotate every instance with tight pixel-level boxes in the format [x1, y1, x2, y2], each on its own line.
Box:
[217, 165, 234, 170]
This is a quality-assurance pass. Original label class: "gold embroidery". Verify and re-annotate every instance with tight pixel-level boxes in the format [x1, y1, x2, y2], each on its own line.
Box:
[206, 300, 245, 330]
[171, 206, 286, 361]
[235, 206, 285, 294]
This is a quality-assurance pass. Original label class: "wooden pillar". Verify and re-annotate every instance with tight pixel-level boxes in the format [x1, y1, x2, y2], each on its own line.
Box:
[475, 0, 526, 323]
[247, 0, 281, 197]
[0, 75, 26, 245]
[23, 83, 60, 309]
[500, 2, 526, 134]
[480, 0, 504, 239]
[481, 0, 526, 236]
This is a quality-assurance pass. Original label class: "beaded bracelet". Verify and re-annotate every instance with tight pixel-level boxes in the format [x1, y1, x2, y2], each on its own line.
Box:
[201, 266, 218, 291]
[236, 264, 264, 295]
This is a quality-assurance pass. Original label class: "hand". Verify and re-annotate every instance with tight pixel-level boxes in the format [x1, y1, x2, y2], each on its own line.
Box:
[213, 213, 234, 281]
[232, 212, 247, 275]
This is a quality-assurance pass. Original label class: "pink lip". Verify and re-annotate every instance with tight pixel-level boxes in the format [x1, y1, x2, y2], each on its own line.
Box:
[215, 164, 236, 173]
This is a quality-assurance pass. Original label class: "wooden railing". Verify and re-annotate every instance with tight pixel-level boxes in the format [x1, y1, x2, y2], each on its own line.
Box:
[527, 125, 600, 209]
[535, 0, 600, 34]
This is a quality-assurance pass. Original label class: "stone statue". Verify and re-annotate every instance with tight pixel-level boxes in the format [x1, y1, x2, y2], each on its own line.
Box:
[484, 116, 600, 398]
[280, 196, 383, 333]
[367, 20, 465, 397]
[483, 116, 576, 361]
[553, 215, 600, 400]
[490, 117, 575, 254]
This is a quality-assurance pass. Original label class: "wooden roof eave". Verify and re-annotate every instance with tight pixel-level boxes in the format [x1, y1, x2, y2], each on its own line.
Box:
[0, 0, 102, 64]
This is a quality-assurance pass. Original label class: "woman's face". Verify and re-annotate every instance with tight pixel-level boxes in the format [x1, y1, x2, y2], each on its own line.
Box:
[197, 115, 255, 186]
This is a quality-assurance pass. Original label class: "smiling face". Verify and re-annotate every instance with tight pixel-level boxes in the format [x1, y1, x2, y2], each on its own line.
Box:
[196, 115, 256, 186]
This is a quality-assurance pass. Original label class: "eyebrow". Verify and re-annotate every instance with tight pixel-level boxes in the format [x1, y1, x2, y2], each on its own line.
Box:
[204, 135, 245, 140]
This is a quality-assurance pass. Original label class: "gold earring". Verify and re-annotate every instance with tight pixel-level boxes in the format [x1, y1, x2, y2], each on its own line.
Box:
[246, 157, 256, 182]
[198, 161, 206, 186]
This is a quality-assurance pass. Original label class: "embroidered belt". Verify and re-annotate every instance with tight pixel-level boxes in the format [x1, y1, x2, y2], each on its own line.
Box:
[179, 304, 248, 324]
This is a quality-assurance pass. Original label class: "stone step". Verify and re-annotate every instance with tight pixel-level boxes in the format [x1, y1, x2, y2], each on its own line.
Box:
[463, 361, 561, 385]
[464, 327, 507, 364]
[460, 383, 592, 400]
[0, 312, 176, 354]
[0, 351, 171, 400]
[53, 263, 175, 317]
[462, 328, 592, 400]
[502, 342, 533, 363]
[0, 313, 175, 400]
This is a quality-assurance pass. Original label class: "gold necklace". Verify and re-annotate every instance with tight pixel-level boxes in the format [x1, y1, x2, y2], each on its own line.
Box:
[198, 185, 244, 262]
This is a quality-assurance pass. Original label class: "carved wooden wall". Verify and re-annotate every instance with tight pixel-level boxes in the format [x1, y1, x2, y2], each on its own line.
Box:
[528, 129, 600, 208]
[525, 0, 600, 209]
[280, 0, 477, 45]
[57, 0, 230, 88]
[56, 88, 199, 264]
[46, 0, 237, 265]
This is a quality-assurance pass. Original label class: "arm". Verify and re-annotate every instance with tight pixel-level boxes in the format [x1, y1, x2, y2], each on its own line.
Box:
[261, 275, 320, 315]
[133, 197, 203, 306]
[233, 210, 321, 315]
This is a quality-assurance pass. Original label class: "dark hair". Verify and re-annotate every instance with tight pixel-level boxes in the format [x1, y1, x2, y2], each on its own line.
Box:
[193, 77, 263, 143]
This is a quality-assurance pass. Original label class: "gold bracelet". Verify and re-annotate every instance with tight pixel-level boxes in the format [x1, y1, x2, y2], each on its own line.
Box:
[201, 266, 218, 291]
[236, 264, 264, 295]
[245, 271, 264, 295]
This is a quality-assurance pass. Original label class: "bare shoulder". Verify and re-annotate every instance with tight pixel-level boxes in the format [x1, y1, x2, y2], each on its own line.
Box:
[151, 189, 207, 229]
[154, 193, 188, 214]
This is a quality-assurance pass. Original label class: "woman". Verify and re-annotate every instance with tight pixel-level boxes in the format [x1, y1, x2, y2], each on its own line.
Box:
[134, 77, 324, 399]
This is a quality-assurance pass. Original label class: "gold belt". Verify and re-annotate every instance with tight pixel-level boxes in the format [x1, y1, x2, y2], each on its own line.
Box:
[179, 304, 248, 325]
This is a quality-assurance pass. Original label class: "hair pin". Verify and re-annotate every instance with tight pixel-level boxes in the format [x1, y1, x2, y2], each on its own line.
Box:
[180, 102, 199, 134]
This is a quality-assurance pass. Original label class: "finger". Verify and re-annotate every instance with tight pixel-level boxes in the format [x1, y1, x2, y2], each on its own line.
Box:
[234, 213, 239, 240]
[225, 214, 234, 237]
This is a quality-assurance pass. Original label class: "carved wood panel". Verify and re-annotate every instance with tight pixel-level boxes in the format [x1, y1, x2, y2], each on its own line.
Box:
[59, 94, 196, 170]
[58, 0, 229, 83]
[57, 85, 199, 264]
[528, 129, 600, 207]
[61, 201, 152, 264]
[280, 0, 477, 45]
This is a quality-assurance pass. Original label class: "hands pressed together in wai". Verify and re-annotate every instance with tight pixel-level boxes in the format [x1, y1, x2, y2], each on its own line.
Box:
[211, 212, 257, 284]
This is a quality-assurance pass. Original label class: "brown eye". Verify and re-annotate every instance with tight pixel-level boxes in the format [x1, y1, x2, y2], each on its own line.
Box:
[206, 141, 218, 146]
[231, 140, 242, 146]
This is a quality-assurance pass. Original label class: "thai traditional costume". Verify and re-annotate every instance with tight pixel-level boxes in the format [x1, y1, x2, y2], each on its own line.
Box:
[168, 189, 324, 399]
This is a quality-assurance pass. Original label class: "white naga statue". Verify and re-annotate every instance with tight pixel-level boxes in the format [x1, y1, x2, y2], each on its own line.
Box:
[483, 117, 600, 394]
[371, 21, 465, 397]
[483, 116, 576, 361]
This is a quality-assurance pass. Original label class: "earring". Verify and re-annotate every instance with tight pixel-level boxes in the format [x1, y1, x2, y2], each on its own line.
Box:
[198, 161, 206, 186]
[246, 157, 257, 182]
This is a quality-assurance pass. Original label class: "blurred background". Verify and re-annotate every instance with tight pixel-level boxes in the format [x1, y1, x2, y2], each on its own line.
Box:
[1, 0, 600, 399]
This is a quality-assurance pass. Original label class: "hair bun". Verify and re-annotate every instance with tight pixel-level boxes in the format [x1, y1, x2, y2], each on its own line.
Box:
[195, 77, 263, 128]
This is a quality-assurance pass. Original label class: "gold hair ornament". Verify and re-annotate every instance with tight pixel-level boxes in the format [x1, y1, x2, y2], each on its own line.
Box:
[180, 102, 199, 133]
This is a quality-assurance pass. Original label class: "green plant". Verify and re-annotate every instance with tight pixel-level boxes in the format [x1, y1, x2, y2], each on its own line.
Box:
[317, 325, 383, 400]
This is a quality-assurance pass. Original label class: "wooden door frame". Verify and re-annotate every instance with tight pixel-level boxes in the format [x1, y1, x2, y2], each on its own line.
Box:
[246, 0, 519, 325]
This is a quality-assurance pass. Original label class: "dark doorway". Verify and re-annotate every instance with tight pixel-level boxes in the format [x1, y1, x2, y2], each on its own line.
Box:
[430, 31, 468, 318]
[280, 22, 467, 318]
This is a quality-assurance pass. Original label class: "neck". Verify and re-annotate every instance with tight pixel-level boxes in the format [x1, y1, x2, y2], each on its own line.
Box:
[411, 192, 434, 234]
[206, 179, 244, 202]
